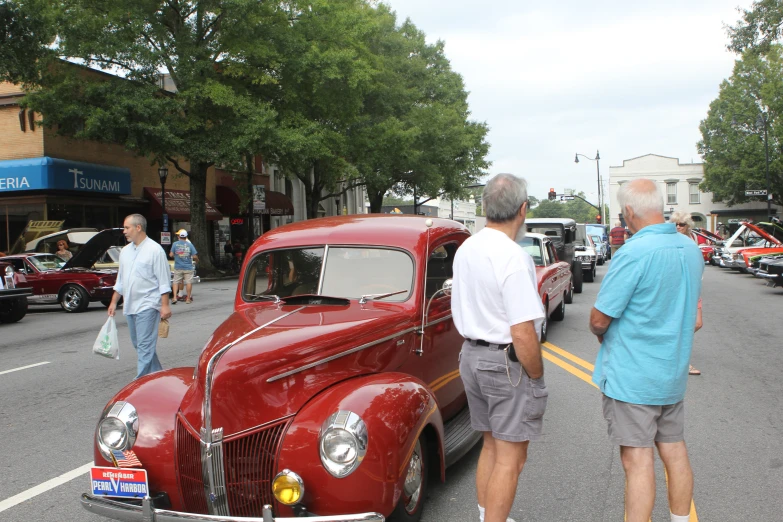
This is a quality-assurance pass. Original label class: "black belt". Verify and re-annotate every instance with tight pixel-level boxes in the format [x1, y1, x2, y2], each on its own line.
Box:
[465, 338, 510, 349]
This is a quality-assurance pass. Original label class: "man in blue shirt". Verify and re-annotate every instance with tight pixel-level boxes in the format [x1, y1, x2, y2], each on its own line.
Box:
[589, 179, 703, 522]
[169, 230, 199, 304]
[108, 214, 172, 379]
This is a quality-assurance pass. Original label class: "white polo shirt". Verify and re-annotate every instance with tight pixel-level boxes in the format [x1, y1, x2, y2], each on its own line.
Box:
[452, 227, 544, 344]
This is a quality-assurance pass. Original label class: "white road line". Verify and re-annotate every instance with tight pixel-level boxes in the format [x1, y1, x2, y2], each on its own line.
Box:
[0, 462, 92, 513]
[0, 361, 51, 376]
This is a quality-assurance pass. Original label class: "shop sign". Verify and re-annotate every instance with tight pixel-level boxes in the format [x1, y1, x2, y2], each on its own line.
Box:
[231, 218, 245, 225]
[253, 185, 266, 211]
[160, 232, 171, 245]
[0, 157, 131, 194]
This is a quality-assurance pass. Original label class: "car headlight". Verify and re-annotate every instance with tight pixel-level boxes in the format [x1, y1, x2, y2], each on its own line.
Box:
[319, 411, 367, 478]
[4, 265, 15, 288]
[96, 401, 138, 462]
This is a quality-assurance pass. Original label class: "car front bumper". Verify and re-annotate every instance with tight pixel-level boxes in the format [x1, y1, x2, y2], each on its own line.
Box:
[80, 494, 385, 522]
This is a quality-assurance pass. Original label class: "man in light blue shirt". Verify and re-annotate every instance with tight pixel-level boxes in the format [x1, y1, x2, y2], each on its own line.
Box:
[589, 179, 703, 522]
[108, 214, 172, 379]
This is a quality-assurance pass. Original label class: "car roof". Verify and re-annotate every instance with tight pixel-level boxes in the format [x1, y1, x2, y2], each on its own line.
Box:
[526, 218, 577, 226]
[251, 215, 469, 253]
[519, 233, 546, 241]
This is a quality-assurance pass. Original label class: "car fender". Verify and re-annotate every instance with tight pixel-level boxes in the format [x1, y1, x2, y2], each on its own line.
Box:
[57, 280, 93, 300]
[93, 368, 194, 508]
[275, 372, 444, 517]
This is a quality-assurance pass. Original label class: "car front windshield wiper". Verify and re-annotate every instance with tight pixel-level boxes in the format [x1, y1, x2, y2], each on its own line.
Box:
[246, 294, 282, 304]
[358, 289, 408, 305]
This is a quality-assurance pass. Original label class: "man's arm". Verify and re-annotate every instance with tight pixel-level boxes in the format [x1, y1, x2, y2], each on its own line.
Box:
[589, 307, 612, 343]
[510, 321, 543, 379]
[155, 249, 173, 320]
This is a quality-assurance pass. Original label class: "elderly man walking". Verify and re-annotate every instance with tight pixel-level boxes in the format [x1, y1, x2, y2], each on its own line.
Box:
[452, 173, 547, 522]
[108, 214, 172, 379]
[589, 179, 703, 522]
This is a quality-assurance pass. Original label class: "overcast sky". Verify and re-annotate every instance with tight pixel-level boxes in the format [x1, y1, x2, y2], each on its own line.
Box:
[382, 0, 751, 203]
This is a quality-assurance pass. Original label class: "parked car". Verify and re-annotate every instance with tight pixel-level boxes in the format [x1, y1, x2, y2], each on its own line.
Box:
[81, 215, 491, 522]
[22, 227, 99, 254]
[718, 222, 782, 271]
[2, 229, 124, 312]
[755, 254, 783, 286]
[525, 217, 583, 293]
[0, 260, 32, 323]
[590, 234, 607, 265]
[574, 225, 598, 282]
[94, 245, 200, 285]
[516, 233, 573, 341]
[586, 224, 610, 260]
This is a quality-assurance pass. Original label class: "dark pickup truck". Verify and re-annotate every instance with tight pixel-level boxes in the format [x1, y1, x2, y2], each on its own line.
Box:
[525, 218, 583, 293]
[0, 260, 32, 323]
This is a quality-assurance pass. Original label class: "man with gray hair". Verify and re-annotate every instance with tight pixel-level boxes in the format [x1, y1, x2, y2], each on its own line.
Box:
[108, 214, 172, 379]
[589, 179, 703, 522]
[452, 173, 546, 522]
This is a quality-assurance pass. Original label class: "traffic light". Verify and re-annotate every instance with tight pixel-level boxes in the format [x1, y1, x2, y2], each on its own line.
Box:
[548, 188, 556, 201]
[596, 215, 602, 224]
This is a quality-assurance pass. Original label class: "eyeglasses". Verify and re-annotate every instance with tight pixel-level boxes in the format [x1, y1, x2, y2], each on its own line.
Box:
[675, 223, 687, 227]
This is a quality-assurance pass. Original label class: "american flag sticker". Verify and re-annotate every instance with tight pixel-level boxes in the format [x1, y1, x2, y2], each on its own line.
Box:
[91, 467, 149, 499]
[111, 449, 143, 468]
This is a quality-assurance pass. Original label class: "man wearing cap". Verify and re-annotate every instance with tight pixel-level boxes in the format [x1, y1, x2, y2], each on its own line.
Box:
[169, 231, 198, 304]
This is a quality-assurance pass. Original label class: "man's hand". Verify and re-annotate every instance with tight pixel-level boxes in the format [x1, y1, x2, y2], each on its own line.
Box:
[107, 291, 120, 317]
[169, 251, 174, 258]
[510, 321, 544, 379]
[161, 303, 172, 320]
[108, 303, 116, 317]
[589, 307, 612, 341]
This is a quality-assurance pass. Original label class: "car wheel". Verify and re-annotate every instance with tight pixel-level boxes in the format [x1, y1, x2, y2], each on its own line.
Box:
[551, 298, 565, 321]
[388, 435, 429, 522]
[597, 257, 604, 266]
[60, 285, 90, 313]
[572, 263, 583, 294]
[584, 267, 594, 283]
[564, 278, 574, 304]
[0, 297, 28, 323]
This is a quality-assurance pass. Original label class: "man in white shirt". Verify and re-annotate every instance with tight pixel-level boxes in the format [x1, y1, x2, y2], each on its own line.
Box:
[108, 214, 172, 379]
[452, 173, 546, 522]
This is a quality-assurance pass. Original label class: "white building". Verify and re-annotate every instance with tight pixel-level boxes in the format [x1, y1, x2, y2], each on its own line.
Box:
[421, 196, 478, 232]
[608, 154, 779, 232]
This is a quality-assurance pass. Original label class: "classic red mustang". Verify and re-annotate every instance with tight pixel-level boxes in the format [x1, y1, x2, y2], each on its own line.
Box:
[516, 233, 573, 341]
[82, 215, 497, 522]
[2, 229, 123, 312]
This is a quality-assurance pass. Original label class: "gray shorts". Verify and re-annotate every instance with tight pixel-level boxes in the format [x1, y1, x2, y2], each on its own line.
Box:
[459, 340, 548, 442]
[602, 395, 685, 448]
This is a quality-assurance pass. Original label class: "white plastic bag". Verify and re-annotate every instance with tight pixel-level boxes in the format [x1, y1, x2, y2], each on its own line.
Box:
[93, 317, 120, 360]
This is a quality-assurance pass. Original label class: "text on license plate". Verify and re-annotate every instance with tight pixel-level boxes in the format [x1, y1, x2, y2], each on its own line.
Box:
[90, 467, 149, 498]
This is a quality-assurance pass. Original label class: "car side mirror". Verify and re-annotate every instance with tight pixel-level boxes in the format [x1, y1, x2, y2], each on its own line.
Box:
[441, 279, 452, 296]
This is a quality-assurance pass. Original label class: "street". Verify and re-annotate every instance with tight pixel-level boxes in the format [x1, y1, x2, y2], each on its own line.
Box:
[1, 267, 782, 521]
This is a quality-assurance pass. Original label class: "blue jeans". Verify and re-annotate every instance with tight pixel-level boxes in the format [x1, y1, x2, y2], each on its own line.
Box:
[126, 308, 162, 379]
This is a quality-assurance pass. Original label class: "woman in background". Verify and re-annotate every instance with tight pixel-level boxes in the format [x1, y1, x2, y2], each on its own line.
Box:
[671, 211, 703, 376]
[55, 240, 73, 261]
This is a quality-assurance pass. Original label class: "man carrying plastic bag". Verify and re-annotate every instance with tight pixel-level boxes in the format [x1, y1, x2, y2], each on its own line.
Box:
[93, 317, 120, 359]
[107, 214, 172, 379]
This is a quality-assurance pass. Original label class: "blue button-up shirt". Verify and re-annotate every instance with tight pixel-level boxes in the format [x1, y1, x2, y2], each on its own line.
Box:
[114, 237, 172, 316]
[592, 223, 703, 405]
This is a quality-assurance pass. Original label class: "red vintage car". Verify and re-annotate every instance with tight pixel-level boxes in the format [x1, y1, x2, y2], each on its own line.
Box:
[82, 215, 494, 522]
[516, 233, 573, 342]
[2, 228, 124, 312]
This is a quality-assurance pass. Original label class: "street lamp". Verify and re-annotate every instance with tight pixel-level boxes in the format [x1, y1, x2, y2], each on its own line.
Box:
[575, 150, 606, 224]
[158, 165, 169, 232]
[732, 112, 773, 221]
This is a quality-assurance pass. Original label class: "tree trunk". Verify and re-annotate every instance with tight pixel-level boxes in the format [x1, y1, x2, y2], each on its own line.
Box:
[189, 162, 214, 270]
[368, 190, 385, 213]
[245, 154, 256, 246]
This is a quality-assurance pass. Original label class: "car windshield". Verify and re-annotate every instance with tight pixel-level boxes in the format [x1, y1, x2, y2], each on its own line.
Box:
[28, 255, 65, 271]
[516, 237, 543, 265]
[105, 246, 121, 263]
[591, 235, 603, 246]
[527, 226, 562, 242]
[243, 246, 414, 302]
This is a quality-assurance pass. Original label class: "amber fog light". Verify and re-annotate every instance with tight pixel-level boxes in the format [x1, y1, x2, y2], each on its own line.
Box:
[272, 470, 305, 505]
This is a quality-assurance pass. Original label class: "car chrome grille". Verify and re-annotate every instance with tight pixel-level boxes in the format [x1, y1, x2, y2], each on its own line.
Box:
[176, 417, 290, 517]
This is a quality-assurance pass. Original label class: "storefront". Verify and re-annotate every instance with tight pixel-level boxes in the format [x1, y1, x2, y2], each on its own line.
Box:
[0, 156, 135, 252]
[143, 187, 223, 252]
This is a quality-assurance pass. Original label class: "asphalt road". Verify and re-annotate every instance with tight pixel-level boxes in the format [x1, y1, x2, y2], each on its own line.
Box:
[1, 264, 781, 521]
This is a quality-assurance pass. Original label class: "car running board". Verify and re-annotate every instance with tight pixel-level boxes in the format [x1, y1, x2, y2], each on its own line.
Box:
[444, 405, 482, 468]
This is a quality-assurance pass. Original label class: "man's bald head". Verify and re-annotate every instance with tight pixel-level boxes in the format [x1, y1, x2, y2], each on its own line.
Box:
[617, 178, 664, 219]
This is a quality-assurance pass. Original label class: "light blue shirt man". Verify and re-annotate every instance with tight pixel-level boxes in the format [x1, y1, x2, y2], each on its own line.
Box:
[592, 222, 703, 405]
[114, 237, 172, 315]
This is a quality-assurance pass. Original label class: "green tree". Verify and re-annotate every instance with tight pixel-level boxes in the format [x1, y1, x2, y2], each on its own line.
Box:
[728, 0, 783, 54]
[528, 192, 601, 223]
[15, 0, 286, 269]
[697, 47, 783, 208]
[0, 1, 53, 84]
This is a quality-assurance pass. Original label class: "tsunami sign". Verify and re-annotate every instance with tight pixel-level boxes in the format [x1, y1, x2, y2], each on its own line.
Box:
[90, 467, 149, 499]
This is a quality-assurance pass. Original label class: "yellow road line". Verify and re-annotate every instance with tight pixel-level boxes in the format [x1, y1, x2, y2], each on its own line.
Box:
[431, 371, 461, 393]
[543, 342, 595, 371]
[544, 341, 698, 521]
[541, 349, 598, 389]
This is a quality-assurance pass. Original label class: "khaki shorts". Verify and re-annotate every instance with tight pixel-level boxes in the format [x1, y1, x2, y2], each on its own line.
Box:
[172, 269, 194, 285]
[459, 340, 548, 442]
[602, 395, 685, 447]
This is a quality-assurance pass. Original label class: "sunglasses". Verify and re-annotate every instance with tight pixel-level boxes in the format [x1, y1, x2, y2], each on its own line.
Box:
[675, 223, 687, 227]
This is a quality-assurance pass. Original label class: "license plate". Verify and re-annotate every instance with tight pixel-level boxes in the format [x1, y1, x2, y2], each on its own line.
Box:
[90, 467, 150, 499]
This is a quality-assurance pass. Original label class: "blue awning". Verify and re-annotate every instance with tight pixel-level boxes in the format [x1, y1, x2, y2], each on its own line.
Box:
[0, 156, 131, 195]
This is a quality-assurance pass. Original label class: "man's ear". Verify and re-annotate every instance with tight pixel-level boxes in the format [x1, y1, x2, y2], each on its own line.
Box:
[520, 201, 528, 217]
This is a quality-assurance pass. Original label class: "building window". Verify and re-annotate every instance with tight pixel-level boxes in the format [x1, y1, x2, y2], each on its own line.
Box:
[689, 183, 700, 204]
[285, 179, 293, 200]
[666, 182, 677, 205]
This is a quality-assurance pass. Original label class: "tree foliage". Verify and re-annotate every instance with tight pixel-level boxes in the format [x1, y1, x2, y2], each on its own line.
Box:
[0, 1, 54, 84]
[528, 192, 604, 224]
[697, 46, 783, 207]
[728, 0, 783, 55]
